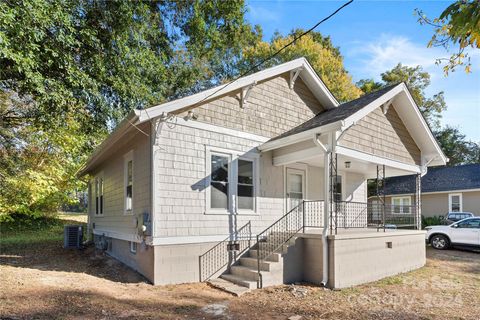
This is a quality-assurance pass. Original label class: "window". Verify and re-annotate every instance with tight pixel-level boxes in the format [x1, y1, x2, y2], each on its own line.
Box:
[238, 159, 254, 210]
[457, 219, 480, 229]
[449, 193, 462, 212]
[129, 241, 137, 254]
[94, 175, 104, 215]
[206, 148, 258, 214]
[210, 154, 229, 210]
[392, 197, 411, 214]
[124, 151, 133, 214]
[333, 175, 342, 202]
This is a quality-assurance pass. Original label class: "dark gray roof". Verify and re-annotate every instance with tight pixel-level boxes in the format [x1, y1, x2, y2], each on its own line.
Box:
[269, 83, 400, 142]
[384, 164, 480, 195]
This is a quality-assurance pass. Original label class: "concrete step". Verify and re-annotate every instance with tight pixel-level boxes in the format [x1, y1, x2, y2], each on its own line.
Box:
[230, 265, 260, 281]
[249, 249, 281, 262]
[239, 257, 272, 271]
[207, 278, 252, 296]
[220, 273, 257, 289]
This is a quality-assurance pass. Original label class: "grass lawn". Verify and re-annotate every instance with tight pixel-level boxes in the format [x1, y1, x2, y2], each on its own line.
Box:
[0, 213, 87, 250]
[1, 214, 479, 319]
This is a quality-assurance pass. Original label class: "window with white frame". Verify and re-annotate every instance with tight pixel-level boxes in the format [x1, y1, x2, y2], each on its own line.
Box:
[237, 159, 254, 210]
[207, 148, 258, 213]
[210, 153, 230, 210]
[124, 152, 133, 214]
[449, 193, 462, 212]
[94, 175, 104, 215]
[392, 196, 411, 214]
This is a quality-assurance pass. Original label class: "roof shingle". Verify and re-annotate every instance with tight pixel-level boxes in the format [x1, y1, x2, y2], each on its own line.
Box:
[268, 83, 400, 142]
[384, 164, 480, 195]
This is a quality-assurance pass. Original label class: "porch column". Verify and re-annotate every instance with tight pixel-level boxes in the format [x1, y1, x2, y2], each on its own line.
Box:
[415, 173, 422, 230]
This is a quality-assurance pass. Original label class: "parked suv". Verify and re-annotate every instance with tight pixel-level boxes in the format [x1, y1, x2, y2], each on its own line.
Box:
[445, 212, 474, 223]
[426, 217, 480, 250]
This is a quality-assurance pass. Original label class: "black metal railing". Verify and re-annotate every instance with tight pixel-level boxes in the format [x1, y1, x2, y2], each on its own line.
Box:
[367, 203, 418, 229]
[199, 221, 252, 282]
[334, 201, 369, 230]
[256, 202, 304, 288]
[303, 200, 324, 229]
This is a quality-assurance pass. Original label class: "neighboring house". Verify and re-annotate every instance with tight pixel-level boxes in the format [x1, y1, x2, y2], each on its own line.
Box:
[79, 58, 446, 291]
[372, 164, 480, 218]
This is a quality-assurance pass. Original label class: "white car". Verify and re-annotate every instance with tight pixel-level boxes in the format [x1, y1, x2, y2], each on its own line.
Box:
[425, 217, 480, 250]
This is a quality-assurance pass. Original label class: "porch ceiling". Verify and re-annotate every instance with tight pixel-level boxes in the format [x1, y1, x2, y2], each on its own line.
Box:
[299, 152, 419, 179]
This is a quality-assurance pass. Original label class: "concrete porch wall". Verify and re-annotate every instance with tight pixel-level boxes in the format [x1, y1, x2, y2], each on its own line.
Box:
[327, 230, 426, 288]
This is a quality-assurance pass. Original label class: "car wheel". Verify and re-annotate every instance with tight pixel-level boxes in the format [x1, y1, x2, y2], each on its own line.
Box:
[431, 234, 449, 250]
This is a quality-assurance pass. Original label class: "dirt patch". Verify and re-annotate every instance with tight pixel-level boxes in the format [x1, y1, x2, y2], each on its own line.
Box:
[1, 244, 479, 319]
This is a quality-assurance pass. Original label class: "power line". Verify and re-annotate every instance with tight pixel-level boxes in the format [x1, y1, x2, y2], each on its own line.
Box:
[187, 0, 354, 109]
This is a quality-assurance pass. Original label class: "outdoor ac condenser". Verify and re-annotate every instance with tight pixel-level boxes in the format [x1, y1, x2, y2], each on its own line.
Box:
[63, 225, 83, 249]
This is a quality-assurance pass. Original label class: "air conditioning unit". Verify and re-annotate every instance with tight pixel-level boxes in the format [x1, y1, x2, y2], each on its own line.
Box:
[64, 225, 83, 249]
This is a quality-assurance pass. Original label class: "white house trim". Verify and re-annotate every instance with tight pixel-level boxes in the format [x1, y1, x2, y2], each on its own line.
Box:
[448, 193, 463, 212]
[175, 118, 269, 143]
[258, 120, 344, 152]
[93, 229, 142, 243]
[273, 147, 323, 166]
[137, 57, 338, 123]
[336, 146, 422, 174]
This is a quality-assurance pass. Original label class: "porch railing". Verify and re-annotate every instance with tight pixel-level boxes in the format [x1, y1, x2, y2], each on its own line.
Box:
[199, 221, 252, 282]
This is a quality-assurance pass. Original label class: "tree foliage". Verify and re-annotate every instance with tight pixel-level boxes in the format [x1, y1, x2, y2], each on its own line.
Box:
[434, 126, 480, 166]
[357, 63, 447, 129]
[0, 0, 259, 219]
[240, 29, 362, 103]
[415, 0, 480, 74]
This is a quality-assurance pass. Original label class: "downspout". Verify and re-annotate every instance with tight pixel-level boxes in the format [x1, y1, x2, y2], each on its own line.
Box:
[313, 133, 331, 287]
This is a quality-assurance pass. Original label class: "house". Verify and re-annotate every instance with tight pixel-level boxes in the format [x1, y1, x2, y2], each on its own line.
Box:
[371, 164, 480, 218]
[79, 58, 447, 291]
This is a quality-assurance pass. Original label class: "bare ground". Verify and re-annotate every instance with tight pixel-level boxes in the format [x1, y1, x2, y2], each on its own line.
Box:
[1, 240, 479, 319]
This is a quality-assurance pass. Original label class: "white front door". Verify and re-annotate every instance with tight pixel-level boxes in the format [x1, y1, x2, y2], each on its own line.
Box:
[286, 168, 305, 211]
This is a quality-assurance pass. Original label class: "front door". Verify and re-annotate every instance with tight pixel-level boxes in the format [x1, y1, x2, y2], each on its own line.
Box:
[286, 168, 305, 211]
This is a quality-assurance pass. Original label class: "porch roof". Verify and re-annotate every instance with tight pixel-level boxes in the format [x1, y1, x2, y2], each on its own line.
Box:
[268, 84, 399, 142]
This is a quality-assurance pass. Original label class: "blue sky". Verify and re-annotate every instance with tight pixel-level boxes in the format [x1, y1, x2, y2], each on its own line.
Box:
[246, 0, 480, 141]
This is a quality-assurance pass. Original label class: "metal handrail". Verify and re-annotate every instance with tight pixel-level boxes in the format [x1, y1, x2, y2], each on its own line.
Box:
[199, 221, 252, 282]
[256, 202, 305, 288]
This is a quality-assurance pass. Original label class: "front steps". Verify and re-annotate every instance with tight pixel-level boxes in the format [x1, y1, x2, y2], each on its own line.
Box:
[209, 234, 298, 295]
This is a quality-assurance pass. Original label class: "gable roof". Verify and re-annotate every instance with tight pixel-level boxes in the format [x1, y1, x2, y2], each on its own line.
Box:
[384, 164, 480, 195]
[268, 84, 399, 142]
[135, 57, 339, 123]
[258, 82, 447, 167]
[78, 57, 338, 176]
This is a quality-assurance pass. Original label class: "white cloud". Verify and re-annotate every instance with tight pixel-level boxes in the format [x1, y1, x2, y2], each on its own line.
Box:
[348, 34, 445, 78]
[247, 3, 282, 24]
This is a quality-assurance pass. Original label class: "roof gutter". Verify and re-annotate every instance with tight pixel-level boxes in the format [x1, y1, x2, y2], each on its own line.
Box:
[258, 120, 343, 152]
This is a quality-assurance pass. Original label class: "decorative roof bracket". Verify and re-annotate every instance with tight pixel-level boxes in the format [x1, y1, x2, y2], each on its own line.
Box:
[289, 67, 303, 89]
[241, 81, 257, 108]
[382, 99, 393, 114]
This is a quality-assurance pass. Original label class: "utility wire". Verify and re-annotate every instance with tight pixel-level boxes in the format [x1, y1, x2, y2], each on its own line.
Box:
[187, 0, 354, 109]
[132, 0, 353, 134]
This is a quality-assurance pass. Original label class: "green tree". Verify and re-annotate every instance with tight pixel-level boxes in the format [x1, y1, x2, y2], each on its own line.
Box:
[415, 1, 480, 74]
[240, 29, 362, 103]
[357, 63, 447, 129]
[0, 0, 259, 219]
[434, 126, 480, 166]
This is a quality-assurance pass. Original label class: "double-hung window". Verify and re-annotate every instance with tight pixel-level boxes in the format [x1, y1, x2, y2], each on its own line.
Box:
[237, 159, 254, 211]
[124, 151, 133, 214]
[449, 193, 462, 212]
[207, 148, 258, 214]
[94, 175, 104, 215]
[210, 153, 230, 210]
[392, 196, 411, 214]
